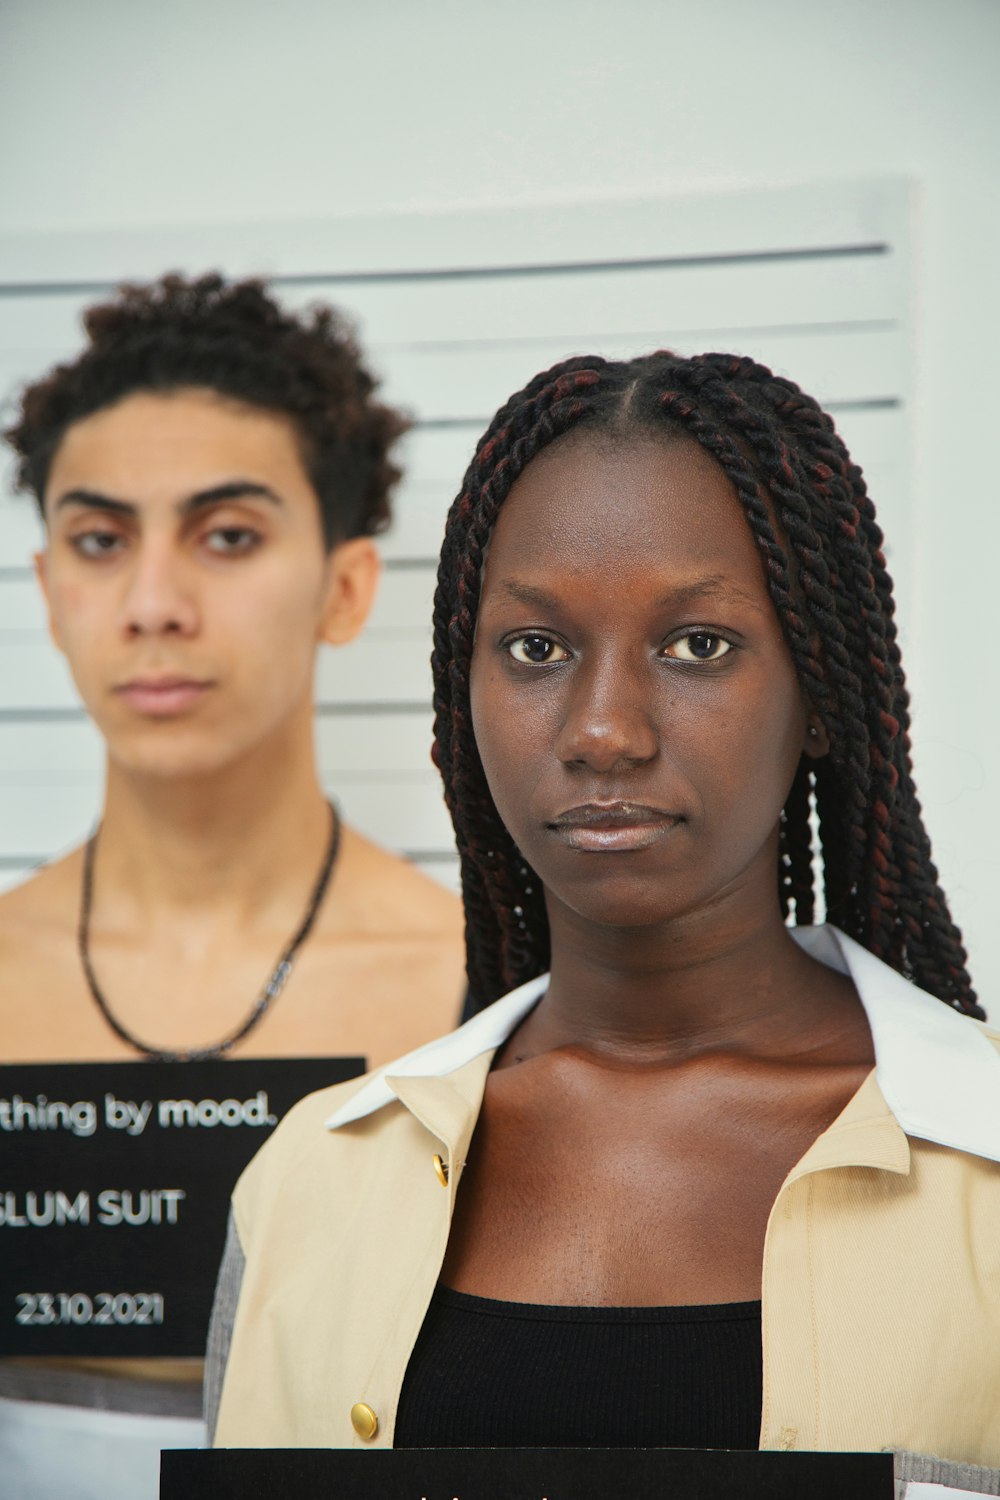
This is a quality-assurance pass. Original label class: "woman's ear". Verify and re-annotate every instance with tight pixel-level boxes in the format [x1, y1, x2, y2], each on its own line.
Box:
[318, 537, 382, 646]
[803, 718, 831, 759]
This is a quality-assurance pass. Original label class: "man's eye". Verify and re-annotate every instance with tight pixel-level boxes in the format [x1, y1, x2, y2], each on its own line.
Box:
[507, 634, 570, 665]
[664, 632, 733, 663]
[71, 531, 125, 558]
[204, 527, 261, 555]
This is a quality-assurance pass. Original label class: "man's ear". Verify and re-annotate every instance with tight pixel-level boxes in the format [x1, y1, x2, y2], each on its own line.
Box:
[319, 537, 382, 647]
[33, 548, 65, 654]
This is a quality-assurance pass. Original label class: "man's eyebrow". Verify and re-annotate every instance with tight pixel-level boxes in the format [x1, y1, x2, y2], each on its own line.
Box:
[53, 489, 135, 516]
[52, 481, 285, 516]
[181, 481, 284, 514]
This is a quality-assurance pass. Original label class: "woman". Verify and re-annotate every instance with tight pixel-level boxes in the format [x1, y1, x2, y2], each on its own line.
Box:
[0, 274, 464, 1500]
[208, 352, 1000, 1474]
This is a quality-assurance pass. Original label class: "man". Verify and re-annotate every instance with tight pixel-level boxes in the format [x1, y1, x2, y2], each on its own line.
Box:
[0, 273, 464, 1498]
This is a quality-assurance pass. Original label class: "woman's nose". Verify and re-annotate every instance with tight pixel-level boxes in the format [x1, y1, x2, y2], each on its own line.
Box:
[554, 659, 659, 772]
[117, 543, 199, 638]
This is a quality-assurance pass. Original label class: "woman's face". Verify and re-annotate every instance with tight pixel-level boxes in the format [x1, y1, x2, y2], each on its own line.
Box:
[38, 388, 376, 781]
[470, 430, 819, 935]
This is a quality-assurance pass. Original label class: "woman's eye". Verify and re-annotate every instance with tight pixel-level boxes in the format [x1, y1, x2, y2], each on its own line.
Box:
[665, 632, 733, 663]
[203, 526, 261, 556]
[507, 634, 570, 665]
[71, 530, 125, 559]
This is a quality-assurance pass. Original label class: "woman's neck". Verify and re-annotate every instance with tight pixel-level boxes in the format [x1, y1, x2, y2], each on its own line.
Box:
[523, 894, 862, 1065]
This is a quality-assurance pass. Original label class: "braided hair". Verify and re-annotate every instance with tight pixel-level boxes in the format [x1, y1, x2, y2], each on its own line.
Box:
[432, 351, 981, 1018]
[5, 272, 409, 547]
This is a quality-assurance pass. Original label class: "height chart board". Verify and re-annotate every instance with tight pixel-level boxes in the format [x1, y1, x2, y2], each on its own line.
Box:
[0, 1056, 363, 1356]
[161, 1447, 895, 1499]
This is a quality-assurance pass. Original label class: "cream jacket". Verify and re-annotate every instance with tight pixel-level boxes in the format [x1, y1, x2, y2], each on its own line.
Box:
[212, 926, 1000, 1463]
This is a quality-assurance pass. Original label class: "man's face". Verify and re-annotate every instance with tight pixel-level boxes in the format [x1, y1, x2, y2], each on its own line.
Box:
[39, 387, 359, 780]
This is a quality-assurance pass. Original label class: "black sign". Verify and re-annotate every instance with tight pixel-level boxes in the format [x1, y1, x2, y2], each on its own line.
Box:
[0, 1056, 363, 1357]
[160, 1447, 894, 1498]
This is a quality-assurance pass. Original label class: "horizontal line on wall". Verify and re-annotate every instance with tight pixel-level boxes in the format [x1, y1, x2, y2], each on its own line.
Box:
[0, 699, 433, 723]
[824, 396, 902, 412]
[0, 243, 891, 299]
[323, 771, 435, 785]
[380, 318, 900, 357]
[382, 556, 439, 572]
[413, 417, 486, 431]
[0, 707, 86, 723]
[283, 243, 895, 284]
[314, 699, 431, 717]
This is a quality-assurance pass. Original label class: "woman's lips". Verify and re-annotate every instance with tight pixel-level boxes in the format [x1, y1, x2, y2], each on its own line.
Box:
[115, 678, 213, 717]
[546, 802, 681, 853]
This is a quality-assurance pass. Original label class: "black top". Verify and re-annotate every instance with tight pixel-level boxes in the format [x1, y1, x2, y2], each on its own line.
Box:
[394, 1285, 762, 1449]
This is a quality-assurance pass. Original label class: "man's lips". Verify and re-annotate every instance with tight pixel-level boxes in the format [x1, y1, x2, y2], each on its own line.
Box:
[545, 802, 682, 852]
[114, 677, 214, 717]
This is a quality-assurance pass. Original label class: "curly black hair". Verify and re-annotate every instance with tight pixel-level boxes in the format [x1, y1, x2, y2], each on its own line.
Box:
[432, 350, 981, 1019]
[4, 272, 409, 546]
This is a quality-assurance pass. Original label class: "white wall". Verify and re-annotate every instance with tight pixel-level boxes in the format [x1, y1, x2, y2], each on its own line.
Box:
[1, 0, 997, 1001]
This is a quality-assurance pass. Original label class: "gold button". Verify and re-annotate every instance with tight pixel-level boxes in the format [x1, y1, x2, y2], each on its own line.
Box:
[350, 1402, 378, 1440]
[432, 1153, 449, 1187]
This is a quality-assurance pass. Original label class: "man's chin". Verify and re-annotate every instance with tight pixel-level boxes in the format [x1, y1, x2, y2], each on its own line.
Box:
[104, 734, 244, 784]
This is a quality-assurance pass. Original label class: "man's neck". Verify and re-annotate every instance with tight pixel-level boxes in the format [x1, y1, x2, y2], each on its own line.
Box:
[94, 737, 333, 934]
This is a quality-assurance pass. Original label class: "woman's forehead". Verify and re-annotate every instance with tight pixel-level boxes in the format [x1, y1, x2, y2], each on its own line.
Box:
[482, 429, 768, 594]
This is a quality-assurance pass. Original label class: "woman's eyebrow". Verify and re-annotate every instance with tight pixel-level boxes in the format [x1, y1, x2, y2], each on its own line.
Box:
[492, 575, 766, 613]
[657, 575, 767, 613]
[493, 580, 563, 610]
[51, 480, 285, 516]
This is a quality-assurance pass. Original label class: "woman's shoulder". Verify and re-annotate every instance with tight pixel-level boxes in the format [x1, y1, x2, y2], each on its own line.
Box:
[231, 1052, 441, 1214]
[230, 1072, 368, 1225]
[246, 1066, 379, 1158]
[231, 1008, 502, 1232]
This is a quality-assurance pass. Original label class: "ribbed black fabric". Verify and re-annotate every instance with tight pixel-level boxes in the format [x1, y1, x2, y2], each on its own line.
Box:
[394, 1285, 762, 1449]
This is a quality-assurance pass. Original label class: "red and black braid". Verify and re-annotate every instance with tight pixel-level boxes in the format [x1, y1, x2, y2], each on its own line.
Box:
[433, 359, 606, 1001]
[432, 350, 981, 1018]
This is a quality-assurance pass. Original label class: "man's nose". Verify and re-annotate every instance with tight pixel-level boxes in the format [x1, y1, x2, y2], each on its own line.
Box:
[117, 542, 199, 638]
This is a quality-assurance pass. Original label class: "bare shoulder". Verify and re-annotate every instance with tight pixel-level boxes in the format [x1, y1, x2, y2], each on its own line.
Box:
[0, 851, 90, 1056]
[0, 850, 81, 958]
[327, 824, 463, 941]
[300, 825, 466, 1065]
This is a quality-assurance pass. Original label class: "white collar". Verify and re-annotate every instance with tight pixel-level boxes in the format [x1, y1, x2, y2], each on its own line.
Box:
[327, 924, 1000, 1163]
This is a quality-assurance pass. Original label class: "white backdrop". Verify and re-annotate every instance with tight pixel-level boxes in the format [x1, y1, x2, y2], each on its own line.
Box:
[0, 181, 912, 893]
[0, 0, 997, 1002]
